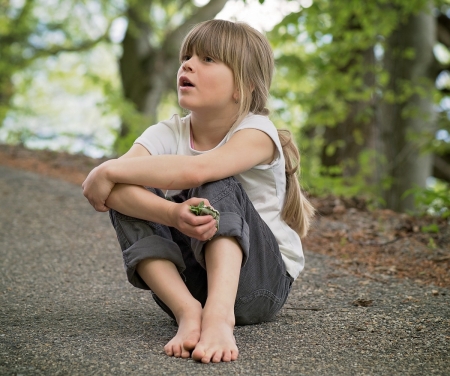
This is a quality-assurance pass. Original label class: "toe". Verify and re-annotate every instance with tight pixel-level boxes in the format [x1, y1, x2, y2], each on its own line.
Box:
[181, 347, 191, 359]
[164, 344, 173, 356]
[212, 350, 223, 363]
[183, 337, 198, 351]
[173, 344, 182, 358]
[222, 350, 232, 362]
[192, 346, 205, 362]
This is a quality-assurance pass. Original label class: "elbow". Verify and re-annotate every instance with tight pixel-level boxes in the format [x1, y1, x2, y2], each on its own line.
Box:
[165, 157, 211, 189]
[179, 166, 208, 189]
[187, 171, 207, 188]
[105, 184, 124, 209]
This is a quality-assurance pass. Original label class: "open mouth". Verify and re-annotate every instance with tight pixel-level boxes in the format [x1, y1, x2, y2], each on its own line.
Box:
[179, 77, 195, 87]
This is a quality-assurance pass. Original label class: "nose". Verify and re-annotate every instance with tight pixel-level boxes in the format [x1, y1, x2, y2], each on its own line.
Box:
[181, 55, 197, 72]
[182, 60, 193, 72]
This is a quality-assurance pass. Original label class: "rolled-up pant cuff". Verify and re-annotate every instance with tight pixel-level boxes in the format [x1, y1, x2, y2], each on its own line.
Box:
[123, 235, 186, 290]
[191, 212, 250, 269]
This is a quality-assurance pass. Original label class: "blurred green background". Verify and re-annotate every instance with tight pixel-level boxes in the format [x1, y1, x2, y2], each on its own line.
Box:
[1, 0, 449, 215]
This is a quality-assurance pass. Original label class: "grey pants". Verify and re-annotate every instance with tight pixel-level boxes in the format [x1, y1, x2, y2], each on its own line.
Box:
[109, 177, 293, 325]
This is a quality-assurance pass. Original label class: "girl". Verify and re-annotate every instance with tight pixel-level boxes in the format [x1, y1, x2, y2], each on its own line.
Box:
[82, 19, 314, 364]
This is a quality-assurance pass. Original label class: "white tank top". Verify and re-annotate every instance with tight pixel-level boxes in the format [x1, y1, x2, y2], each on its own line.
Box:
[135, 113, 304, 279]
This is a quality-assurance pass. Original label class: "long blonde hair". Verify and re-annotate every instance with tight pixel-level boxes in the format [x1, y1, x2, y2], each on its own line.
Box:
[278, 130, 315, 238]
[180, 20, 315, 237]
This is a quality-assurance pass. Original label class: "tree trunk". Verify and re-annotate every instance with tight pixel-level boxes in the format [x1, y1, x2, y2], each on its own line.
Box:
[321, 47, 376, 178]
[378, 4, 436, 212]
[118, 0, 229, 140]
[0, 75, 14, 127]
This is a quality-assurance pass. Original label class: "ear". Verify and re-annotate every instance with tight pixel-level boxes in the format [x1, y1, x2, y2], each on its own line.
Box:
[233, 88, 240, 103]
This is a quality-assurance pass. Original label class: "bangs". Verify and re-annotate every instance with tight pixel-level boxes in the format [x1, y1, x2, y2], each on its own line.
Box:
[179, 20, 274, 118]
[180, 20, 243, 67]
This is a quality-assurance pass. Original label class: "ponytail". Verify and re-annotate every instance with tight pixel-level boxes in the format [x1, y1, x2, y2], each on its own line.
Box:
[278, 129, 315, 238]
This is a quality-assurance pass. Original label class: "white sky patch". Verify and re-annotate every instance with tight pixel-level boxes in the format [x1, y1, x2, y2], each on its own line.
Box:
[110, 17, 128, 43]
[216, 0, 302, 31]
[109, 1, 308, 42]
[193, 0, 211, 5]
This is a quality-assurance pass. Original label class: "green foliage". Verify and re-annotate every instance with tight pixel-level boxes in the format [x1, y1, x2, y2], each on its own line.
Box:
[421, 224, 440, 233]
[300, 148, 385, 204]
[0, 0, 121, 116]
[268, 0, 447, 205]
[403, 180, 450, 218]
[4, 127, 36, 146]
[427, 236, 438, 249]
[1, 43, 122, 156]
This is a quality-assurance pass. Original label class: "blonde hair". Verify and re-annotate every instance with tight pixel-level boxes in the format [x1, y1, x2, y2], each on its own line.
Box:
[180, 20, 315, 237]
[278, 130, 315, 238]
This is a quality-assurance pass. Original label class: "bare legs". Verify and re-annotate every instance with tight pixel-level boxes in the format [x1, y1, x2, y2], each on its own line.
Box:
[136, 259, 202, 358]
[192, 236, 242, 363]
[136, 236, 242, 363]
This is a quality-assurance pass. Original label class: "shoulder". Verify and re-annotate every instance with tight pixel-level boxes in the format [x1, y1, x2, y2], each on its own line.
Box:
[238, 113, 275, 128]
[230, 113, 281, 148]
[138, 114, 188, 139]
[156, 114, 187, 132]
[134, 114, 189, 155]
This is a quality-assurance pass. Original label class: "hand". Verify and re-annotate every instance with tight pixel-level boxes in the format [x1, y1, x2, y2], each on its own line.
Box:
[169, 197, 218, 241]
[82, 161, 116, 212]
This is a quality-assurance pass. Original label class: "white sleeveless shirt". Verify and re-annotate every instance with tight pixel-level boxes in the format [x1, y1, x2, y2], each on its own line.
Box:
[135, 113, 304, 279]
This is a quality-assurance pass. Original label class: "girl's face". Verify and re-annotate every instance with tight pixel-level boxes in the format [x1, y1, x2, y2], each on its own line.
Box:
[177, 52, 238, 117]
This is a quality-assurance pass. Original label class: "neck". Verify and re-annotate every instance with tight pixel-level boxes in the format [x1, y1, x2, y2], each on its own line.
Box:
[189, 111, 239, 151]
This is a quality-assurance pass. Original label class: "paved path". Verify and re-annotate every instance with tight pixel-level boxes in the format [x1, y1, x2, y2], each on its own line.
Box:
[0, 165, 449, 375]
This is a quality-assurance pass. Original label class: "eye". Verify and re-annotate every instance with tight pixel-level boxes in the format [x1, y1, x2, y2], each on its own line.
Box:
[181, 55, 191, 62]
[203, 56, 214, 63]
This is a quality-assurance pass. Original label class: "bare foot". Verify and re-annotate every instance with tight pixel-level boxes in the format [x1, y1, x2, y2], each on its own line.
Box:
[191, 310, 239, 363]
[164, 301, 202, 358]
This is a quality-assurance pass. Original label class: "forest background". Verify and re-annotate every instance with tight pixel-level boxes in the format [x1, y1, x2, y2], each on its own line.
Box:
[1, 0, 450, 216]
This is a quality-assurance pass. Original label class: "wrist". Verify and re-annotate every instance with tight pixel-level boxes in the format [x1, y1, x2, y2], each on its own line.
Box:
[165, 201, 178, 228]
[100, 159, 117, 183]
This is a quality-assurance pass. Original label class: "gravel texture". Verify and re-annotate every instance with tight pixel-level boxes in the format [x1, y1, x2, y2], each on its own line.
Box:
[0, 165, 449, 375]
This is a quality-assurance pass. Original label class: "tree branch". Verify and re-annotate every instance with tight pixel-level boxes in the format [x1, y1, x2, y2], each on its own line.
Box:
[31, 18, 115, 59]
[163, 0, 229, 54]
[433, 155, 450, 182]
[437, 13, 450, 48]
[15, 0, 36, 25]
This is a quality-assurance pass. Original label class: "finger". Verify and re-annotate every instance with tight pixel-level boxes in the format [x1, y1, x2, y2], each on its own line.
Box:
[193, 223, 218, 241]
[191, 218, 218, 233]
[93, 202, 109, 212]
[187, 214, 216, 226]
[187, 197, 211, 208]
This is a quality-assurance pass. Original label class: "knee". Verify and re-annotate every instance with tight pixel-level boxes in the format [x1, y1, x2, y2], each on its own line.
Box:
[190, 177, 236, 198]
[234, 291, 283, 325]
[109, 209, 157, 250]
[189, 177, 246, 210]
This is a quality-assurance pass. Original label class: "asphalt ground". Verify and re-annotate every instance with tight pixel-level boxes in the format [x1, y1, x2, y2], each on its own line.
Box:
[0, 165, 449, 375]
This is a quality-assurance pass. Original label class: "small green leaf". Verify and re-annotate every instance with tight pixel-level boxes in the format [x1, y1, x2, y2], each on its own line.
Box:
[189, 201, 220, 229]
[421, 224, 439, 234]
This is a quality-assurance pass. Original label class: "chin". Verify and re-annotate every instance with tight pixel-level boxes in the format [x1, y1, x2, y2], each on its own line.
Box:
[178, 101, 200, 113]
[178, 97, 193, 109]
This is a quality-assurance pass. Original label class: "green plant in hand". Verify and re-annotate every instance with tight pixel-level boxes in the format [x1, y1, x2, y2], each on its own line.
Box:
[189, 201, 220, 229]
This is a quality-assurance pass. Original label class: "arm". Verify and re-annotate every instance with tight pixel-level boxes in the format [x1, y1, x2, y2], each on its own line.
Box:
[82, 143, 151, 212]
[104, 144, 217, 240]
[106, 184, 218, 241]
[83, 128, 275, 206]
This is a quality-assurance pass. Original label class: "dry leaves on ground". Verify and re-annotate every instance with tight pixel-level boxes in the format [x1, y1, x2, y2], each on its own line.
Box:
[305, 196, 450, 287]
